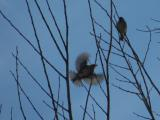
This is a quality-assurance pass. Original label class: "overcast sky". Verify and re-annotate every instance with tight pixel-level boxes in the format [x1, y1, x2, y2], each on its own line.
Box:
[0, 0, 160, 120]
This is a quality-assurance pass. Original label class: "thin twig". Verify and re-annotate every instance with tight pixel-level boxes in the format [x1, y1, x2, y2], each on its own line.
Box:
[95, 44, 108, 98]
[92, 104, 96, 120]
[45, 0, 66, 48]
[0, 10, 65, 79]
[126, 37, 160, 97]
[87, 1, 108, 118]
[15, 47, 27, 120]
[82, 82, 92, 120]
[136, 28, 160, 33]
[119, 40, 155, 119]
[12, 53, 68, 111]
[10, 107, 13, 120]
[133, 112, 152, 120]
[115, 78, 136, 86]
[104, 0, 113, 119]
[62, 102, 66, 120]
[25, 0, 58, 119]
[42, 100, 68, 112]
[0, 104, 2, 115]
[126, 37, 154, 118]
[82, 83, 107, 115]
[54, 76, 61, 120]
[94, 0, 116, 26]
[43, 101, 69, 120]
[93, 20, 118, 44]
[112, 1, 119, 18]
[90, 31, 135, 60]
[80, 105, 94, 120]
[151, 18, 160, 22]
[62, 0, 73, 119]
[143, 26, 152, 65]
[10, 71, 44, 120]
[34, 0, 66, 61]
[112, 84, 139, 95]
[109, 62, 129, 70]
[135, 26, 152, 75]
[57, 76, 61, 109]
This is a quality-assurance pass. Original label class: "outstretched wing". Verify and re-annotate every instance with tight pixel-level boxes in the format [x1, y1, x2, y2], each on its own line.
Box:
[75, 52, 89, 71]
[69, 70, 83, 86]
[84, 73, 104, 85]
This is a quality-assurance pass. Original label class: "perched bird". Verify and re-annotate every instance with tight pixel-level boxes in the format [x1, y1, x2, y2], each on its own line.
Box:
[69, 52, 104, 86]
[116, 17, 127, 40]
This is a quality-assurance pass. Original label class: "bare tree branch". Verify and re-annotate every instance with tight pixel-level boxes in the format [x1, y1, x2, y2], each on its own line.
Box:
[80, 105, 94, 120]
[82, 82, 92, 120]
[10, 107, 13, 120]
[45, 0, 66, 48]
[33, 0, 66, 61]
[15, 47, 27, 120]
[0, 10, 65, 79]
[92, 104, 96, 120]
[62, 0, 73, 119]
[10, 71, 44, 120]
[43, 101, 69, 120]
[133, 112, 152, 120]
[0, 104, 2, 115]
[25, 0, 59, 119]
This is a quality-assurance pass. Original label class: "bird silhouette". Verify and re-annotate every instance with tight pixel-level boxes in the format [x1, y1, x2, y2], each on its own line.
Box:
[116, 17, 127, 40]
[69, 52, 104, 86]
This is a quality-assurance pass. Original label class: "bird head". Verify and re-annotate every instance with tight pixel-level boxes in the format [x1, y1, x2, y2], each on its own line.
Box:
[89, 64, 97, 71]
[119, 17, 124, 21]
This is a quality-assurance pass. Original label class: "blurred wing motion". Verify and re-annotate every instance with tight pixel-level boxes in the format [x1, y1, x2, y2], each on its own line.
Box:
[75, 52, 89, 72]
[84, 73, 104, 85]
[116, 17, 127, 40]
[69, 64, 97, 86]
[70, 52, 104, 86]
[69, 71, 82, 86]
[69, 71, 104, 86]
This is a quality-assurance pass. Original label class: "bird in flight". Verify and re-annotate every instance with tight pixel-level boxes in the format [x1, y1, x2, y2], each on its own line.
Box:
[69, 52, 104, 86]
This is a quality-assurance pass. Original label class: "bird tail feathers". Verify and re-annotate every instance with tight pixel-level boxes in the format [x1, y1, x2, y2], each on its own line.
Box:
[84, 74, 104, 85]
[119, 34, 125, 40]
